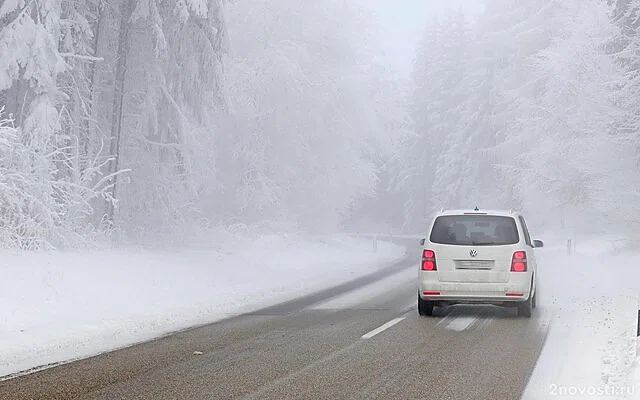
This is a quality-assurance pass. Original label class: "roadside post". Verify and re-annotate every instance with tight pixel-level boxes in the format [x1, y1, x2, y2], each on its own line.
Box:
[637, 294, 640, 337]
[636, 296, 640, 358]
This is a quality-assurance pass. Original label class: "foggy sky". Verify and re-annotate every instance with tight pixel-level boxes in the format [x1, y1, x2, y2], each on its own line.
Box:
[368, 0, 484, 75]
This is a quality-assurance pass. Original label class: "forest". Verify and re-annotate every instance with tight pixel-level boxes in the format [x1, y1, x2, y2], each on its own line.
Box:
[0, 0, 639, 249]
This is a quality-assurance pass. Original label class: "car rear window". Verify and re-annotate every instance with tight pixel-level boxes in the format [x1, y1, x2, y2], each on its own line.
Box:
[429, 215, 519, 246]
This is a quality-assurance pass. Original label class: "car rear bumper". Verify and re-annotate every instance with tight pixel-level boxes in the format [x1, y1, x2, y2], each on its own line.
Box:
[419, 272, 533, 303]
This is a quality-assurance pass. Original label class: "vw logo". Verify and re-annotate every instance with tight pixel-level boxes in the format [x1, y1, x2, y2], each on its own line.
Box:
[469, 249, 478, 257]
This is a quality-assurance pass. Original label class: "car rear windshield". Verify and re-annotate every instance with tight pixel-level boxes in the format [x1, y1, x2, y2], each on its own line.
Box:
[429, 215, 519, 246]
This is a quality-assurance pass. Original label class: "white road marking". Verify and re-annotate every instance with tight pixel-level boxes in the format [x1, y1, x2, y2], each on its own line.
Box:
[362, 317, 406, 339]
[478, 316, 495, 329]
[445, 316, 478, 331]
[436, 315, 451, 327]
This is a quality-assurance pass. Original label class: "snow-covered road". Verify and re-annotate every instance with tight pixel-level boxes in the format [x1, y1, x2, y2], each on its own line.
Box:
[0, 234, 406, 379]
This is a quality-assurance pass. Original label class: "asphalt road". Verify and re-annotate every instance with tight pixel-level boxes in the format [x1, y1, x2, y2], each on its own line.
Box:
[1, 254, 550, 400]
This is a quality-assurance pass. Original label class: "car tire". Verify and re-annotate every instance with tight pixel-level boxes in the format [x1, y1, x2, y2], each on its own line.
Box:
[418, 294, 435, 317]
[517, 295, 533, 318]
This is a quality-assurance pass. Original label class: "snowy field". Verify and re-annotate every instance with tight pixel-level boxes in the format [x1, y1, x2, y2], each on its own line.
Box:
[0, 234, 406, 379]
[524, 234, 640, 399]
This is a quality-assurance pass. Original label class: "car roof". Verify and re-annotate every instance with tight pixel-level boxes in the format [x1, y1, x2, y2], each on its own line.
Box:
[437, 209, 520, 218]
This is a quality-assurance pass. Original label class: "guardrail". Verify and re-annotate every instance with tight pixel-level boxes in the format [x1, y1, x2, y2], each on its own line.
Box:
[347, 232, 424, 252]
[350, 232, 586, 257]
[347, 233, 424, 240]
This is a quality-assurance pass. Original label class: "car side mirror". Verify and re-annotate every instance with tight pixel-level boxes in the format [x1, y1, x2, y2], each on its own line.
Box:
[533, 239, 544, 248]
[419, 238, 426, 246]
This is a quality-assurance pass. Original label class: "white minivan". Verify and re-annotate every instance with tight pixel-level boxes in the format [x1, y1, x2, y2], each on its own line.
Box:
[418, 208, 544, 318]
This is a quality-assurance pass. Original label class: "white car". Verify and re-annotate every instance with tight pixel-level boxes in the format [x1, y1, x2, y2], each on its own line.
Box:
[418, 208, 543, 318]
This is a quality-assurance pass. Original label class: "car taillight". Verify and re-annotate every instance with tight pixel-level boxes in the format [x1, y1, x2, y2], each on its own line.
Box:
[422, 249, 437, 271]
[511, 251, 527, 272]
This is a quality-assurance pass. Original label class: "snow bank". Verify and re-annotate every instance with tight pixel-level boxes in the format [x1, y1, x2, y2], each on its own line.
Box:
[523, 234, 640, 400]
[0, 234, 406, 379]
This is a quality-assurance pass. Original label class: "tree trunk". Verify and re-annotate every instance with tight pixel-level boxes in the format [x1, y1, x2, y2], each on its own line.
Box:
[106, 0, 135, 223]
[83, 0, 104, 171]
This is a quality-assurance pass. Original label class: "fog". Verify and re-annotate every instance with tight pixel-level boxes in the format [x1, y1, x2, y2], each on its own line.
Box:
[367, 0, 485, 75]
[0, 0, 638, 249]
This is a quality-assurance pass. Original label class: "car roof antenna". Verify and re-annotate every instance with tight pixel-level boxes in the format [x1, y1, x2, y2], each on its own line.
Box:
[474, 206, 479, 211]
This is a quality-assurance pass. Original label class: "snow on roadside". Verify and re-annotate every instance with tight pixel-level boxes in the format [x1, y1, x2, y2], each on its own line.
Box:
[0, 234, 406, 379]
[523, 234, 640, 400]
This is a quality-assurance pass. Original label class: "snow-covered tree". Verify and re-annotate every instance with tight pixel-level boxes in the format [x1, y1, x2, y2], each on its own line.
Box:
[0, 0, 65, 148]
[222, 0, 385, 232]
[397, 0, 633, 235]
[343, 65, 412, 233]
[0, 0, 229, 247]
[0, 0, 95, 248]
[394, 11, 482, 232]
[0, 0, 403, 247]
[507, 0, 625, 231]
[108, 0, 227, 241]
